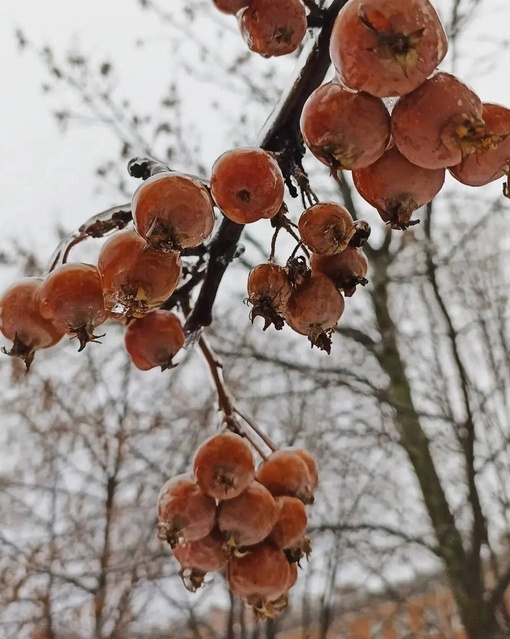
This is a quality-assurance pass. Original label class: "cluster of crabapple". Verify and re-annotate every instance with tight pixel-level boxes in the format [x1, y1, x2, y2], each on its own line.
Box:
[0, 170, 216, 369]
[212, 0, 309, 58]
[156, 430, 318, 619]
[299, 0, 509, 230]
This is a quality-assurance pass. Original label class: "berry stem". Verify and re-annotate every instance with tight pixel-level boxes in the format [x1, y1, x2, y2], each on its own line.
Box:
[198, 336, 268, 459]
[234, 408, 277, 453]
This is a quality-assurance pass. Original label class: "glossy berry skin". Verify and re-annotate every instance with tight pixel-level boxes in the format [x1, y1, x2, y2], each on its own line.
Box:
[268, 496, 308, 550]
[133, 173, 215, 251]
[391, 72, 484, 169]
[39, 263, 107, 351]
[98, 229, 182, 319]
[211, 148, 284, 224]
[284, 273, 345, 353]
[257, 450, 314, 504]
[449, 103, 510, 187]
[239, 0, 307, 58]
[124, 310, 185, 371]
[227, 543, 290, 603]
[298, 202, 356, 255]
[218, 481, 278, 549]
[300, 82, 391, 172]
[247, 263, 292, 330]
[330, 0, 448, 98]
[0, 278, 64, 369]
[311, 247, 368, 297]
[157, 473, 216, 546]
[352, 146, 445, 229]
[213, 0, 250, 14]
[193, 432, 255, 500]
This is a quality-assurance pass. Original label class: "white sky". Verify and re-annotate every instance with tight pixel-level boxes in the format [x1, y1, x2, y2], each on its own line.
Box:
[0, 0, 509, 269]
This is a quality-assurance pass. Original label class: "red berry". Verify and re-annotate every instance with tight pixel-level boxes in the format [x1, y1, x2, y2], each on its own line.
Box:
[352, 146, 445, 229]
[211, 148, 284, 224]
[247, 263, 292, 330]
[284, 273, 345, 353]
[239, 0, 307, 58]
[298, 202, 356, 255]
[300, 82, 391, 173]
[391, 72, 484, 169]
[98, 229, 181, 319]
[257, 450, 314, 504]
[0, 278, 64, 370]
[449, 103, 510, 189]
[268, 496, 308, 550]
[157, 473, 216, 546]
[193, 432, 255, 500]
[213, 0, 249, 14]
[330, 0, 448, 98]
[218, 481, 278, 551]
[133, 173, 215, 251]
[311, 246, 368, 297]
[227, 543, 290, 604]
[124, 310, 185, 371]
[39, 263, 107, 351]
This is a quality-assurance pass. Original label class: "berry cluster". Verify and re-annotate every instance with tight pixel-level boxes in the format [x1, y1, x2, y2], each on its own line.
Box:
[0, 170, 216, 369]
[212, 0, 308, 58]
[157, 431, 318, 620]
[300, 0, 509, 229]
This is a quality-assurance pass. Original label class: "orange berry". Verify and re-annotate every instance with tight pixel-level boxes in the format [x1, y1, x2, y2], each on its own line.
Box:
[157, 473, 216, 546]
[227, 543, 290, 603]
[268, 496, 308, 550]
[173, 528, 227, 592]
[218, 481, 278, 550]
[193, 432, 255, 500]
[98, 229, 181, 319]
[284, 273, 345, 353]
[133, 173, 215, 251]
[0, 278, 64, 370]
[298, 202, 356, 255]
[39, 263, 107, 351]
[239, 0, 307, 58]
[311, 247, 368, 297]
[211, 148, 284, 224]
[124, 310, 184, 371]
[300, 82, 391, 172]
[247, 263, 292, 330]
[257, 450, 314, 504]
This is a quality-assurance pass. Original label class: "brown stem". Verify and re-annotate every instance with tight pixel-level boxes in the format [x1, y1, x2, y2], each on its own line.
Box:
[198, 336, 268, 459]
[185, 0, 347, 334]
[234, 408, 277, 453]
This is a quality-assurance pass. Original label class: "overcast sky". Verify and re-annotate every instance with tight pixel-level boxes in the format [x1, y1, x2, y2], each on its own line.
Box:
[1, 0, 509, 270]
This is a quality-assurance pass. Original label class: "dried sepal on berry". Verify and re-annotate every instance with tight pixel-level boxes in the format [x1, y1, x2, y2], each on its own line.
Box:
[247, 263, 292, 330]
[285, 536, 312, 565]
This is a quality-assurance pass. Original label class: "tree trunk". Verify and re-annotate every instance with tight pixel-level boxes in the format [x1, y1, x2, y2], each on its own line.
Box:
[370, 249, 502, 639]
